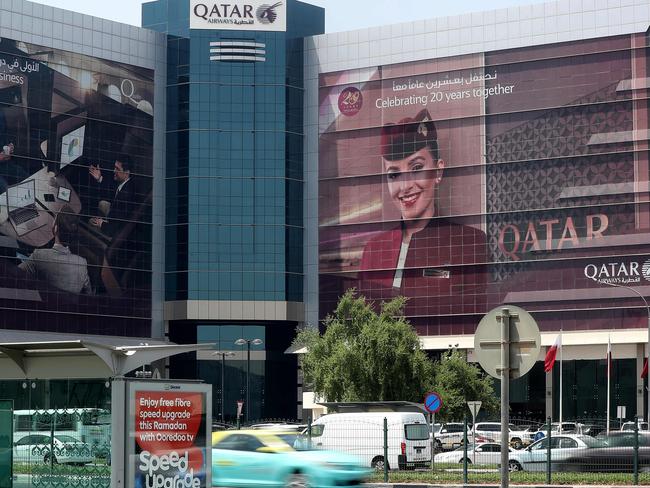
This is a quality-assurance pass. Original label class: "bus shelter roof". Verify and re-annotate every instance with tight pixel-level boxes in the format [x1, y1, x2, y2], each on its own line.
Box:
[0, 330, 214, 379]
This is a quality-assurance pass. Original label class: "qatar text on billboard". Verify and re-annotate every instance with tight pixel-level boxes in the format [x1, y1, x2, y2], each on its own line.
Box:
[318, 33, 650, 334]
[0, 37, 154, 336]
[190, 1, 287, 31]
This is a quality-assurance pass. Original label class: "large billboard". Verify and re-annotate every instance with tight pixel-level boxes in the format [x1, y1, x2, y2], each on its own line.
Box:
[319, 33, 650, 335]
[0, 38, 153, 336]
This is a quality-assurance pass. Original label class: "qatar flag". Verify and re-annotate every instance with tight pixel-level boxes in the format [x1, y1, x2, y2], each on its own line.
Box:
[642, 358, 648, 379]
[544, 334, 562, 373]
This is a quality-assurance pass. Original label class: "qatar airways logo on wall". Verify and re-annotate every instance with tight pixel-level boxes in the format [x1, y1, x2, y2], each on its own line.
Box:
[190, 1, 286, 31]
[584, 259, 650, 285]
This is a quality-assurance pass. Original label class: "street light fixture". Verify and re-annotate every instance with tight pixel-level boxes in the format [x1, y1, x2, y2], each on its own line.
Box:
[212, 351, 235, 422]
[235, 338, 263, 422]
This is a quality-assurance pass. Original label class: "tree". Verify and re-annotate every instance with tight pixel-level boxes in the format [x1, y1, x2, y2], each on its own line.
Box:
[295, 290, 434, 403]
[430, 349, 499, 421]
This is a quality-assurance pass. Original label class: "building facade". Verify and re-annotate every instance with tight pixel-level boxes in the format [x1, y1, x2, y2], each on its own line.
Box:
[306, 0, 650, 421]
[143, 0, 324, 421]
[1, 0, 650, 424]
[0, 0, 167, 409]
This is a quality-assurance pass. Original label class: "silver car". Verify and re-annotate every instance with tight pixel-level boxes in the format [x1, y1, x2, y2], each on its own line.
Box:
[507, 434, 602, 472]
[13, 434, 93, 465]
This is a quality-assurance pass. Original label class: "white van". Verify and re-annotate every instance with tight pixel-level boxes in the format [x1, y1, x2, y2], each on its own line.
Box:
[309, 411, 431, 470]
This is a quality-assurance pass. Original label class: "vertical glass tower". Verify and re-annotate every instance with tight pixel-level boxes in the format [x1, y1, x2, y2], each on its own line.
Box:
[142, 0, 324, 421]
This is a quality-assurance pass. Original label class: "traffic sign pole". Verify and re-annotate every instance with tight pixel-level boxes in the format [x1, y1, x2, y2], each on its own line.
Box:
[500, 308, 511, 488]
[424, 391, 443, 471]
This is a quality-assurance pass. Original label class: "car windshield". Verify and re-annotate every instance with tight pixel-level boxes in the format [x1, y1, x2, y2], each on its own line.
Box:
[405, 424, 430, 440]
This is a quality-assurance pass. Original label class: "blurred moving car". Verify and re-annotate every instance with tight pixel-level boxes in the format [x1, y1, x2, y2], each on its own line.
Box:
[13, 434, 93, 465]
[212, 429, 370, 487]
[559, 433, 650, 472]
[506, 434, 602, 472]
[434, 442, 508, 465]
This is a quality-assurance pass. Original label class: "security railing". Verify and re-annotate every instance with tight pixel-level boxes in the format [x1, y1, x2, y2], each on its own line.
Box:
[12, 408, 111, 488]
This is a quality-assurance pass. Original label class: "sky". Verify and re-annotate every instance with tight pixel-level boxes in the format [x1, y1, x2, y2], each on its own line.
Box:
[30, 0, 545, 32]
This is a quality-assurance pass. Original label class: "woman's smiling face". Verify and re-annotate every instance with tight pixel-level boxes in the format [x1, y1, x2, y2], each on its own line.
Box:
[384, 146, 443, 223]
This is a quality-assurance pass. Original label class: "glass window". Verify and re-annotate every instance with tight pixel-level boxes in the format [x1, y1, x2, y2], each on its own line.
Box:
[405, 424, 429, 440]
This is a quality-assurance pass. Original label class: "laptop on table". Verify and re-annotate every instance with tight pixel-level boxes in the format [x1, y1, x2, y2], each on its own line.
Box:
[6, 180, 47, 236]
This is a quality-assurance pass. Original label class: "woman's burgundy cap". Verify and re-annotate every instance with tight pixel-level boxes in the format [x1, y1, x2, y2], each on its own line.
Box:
[380, 108, 438, 161]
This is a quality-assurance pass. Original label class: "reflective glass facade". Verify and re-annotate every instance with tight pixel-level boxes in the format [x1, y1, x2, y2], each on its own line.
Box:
[143, 0, 324, 421]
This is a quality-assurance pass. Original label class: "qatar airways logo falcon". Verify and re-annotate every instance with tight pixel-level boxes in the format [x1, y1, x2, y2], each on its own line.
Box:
[256, 2, 282, 24]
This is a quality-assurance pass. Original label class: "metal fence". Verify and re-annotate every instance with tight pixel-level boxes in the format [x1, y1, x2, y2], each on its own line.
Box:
[292, 415, 650, 485]
[11, 408, 111, 488]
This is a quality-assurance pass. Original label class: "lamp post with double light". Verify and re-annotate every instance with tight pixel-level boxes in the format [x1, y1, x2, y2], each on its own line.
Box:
[212, 351, 235, 422]
[235, 338, 263, 422]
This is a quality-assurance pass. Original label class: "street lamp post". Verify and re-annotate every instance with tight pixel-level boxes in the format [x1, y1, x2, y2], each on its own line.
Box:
[212, 351, 235, 423]
[235, 338, 263, 422]
[591, 279, 650, 421]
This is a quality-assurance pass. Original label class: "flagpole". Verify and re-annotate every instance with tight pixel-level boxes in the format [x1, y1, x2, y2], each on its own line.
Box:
[607, 335, 611, 434]
[559, 329, 564, 434]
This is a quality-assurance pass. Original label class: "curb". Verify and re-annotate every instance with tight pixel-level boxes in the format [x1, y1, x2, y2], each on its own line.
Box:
[366, 485, 637, 488]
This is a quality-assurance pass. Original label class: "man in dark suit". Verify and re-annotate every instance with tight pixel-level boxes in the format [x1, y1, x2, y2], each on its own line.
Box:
[88, 154, 137, 238]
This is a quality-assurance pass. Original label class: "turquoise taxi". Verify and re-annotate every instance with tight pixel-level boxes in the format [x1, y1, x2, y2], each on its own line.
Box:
[211, 429, 370, 487]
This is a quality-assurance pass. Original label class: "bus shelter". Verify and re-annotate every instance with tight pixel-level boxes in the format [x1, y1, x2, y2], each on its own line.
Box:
[0, 331, 213, 488]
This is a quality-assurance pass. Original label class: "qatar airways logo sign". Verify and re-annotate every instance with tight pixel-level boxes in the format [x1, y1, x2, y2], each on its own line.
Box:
[584, 259, 650, 285]
[190, 1, 286, 31]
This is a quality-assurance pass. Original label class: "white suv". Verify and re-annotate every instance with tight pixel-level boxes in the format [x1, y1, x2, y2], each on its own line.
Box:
[472, 422, 534, 449]
[434, 423, 467, 450]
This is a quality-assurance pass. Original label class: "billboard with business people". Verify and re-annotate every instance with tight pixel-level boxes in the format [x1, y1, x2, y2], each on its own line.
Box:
[0, 37, 153, 337]
[319, 33, 650, 335]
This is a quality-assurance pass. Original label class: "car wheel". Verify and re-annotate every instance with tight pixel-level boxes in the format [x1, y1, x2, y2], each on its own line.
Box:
[434, 439, 442, 451]
[285, 472, 310, 488]
[459, 458, 472, 464]
[508, 460, 523, 472]
[511, 438, 523, 450]
[44, 453, 58, 465]
[371, 456, 388, 472]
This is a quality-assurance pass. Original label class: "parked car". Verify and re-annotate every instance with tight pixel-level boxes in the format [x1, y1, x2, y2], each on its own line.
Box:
[435, 442, 509, 465]
[434, 422, 468, 450]
[507, 434, 602, 472]
[307, 411, 431, 470]
[621, 420, 649, 431]
[13, 434, 93, 465]
[472, 422, 534, 449]
[212, 429, 370, 487]
[532, 422, 587, 440]
[250, 423, 307, 432]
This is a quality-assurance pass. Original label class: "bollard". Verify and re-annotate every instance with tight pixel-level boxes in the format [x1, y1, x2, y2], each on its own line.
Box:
[463, 414, 468, 484]
[634, 415, 639, 485]
[546, 417, 551, 484]
[383, 417, 389, 483]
